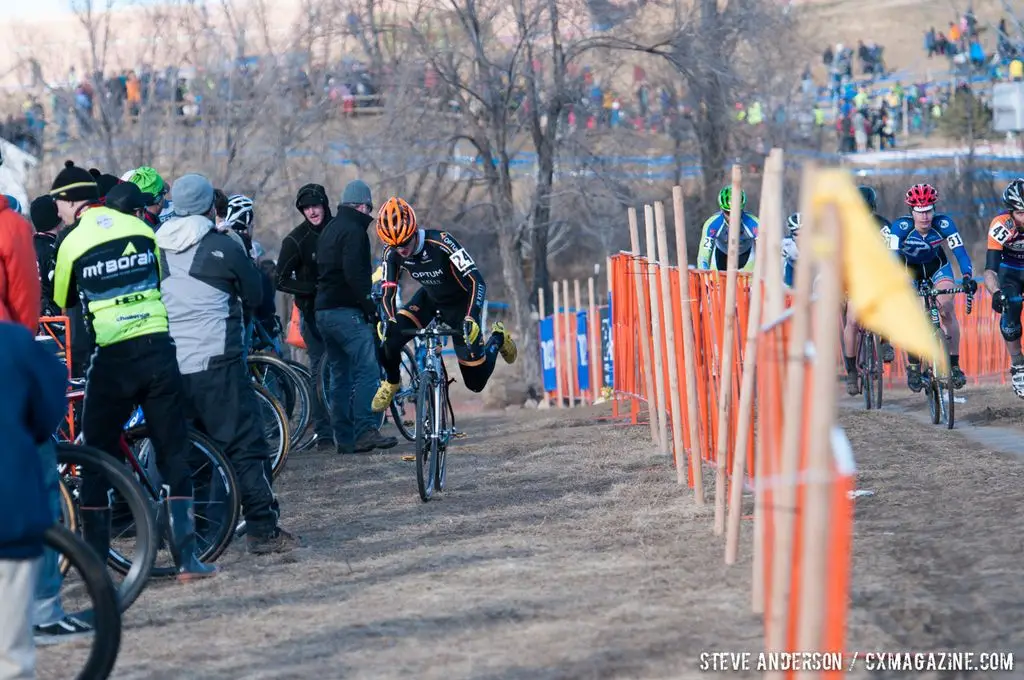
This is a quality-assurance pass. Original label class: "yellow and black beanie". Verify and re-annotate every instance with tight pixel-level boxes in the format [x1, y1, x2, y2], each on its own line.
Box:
[50, 160, 99, 202]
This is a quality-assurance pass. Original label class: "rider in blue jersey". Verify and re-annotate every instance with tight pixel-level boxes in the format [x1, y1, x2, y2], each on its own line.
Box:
[886, 183, 976, 391]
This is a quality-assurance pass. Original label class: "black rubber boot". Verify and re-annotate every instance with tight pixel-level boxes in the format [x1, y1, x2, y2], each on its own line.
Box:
[78, 507, 111, 564]
[164, 497, 218, 581]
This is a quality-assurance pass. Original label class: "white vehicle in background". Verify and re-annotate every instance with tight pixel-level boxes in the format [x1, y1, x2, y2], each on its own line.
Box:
[0, 138, 37, 212]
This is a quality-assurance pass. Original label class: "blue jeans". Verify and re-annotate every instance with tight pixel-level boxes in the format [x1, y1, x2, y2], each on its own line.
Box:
[315, 308, 380, 446]
[300, 313, 331, 438]
[34, 440, 65, 626]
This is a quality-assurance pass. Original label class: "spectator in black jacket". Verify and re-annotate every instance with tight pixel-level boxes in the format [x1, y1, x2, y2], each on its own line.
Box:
[277, 183, 333, 448]
[29, 195, 63, 318]
[315, 180, 397, 454]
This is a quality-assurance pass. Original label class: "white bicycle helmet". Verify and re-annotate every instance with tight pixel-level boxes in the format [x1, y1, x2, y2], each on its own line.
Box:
[224, 194, 254, 231]
[787, 212, 801, 236]
[1003, 179, 1024, 212]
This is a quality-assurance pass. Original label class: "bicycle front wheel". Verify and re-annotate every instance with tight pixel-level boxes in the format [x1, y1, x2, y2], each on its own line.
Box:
[415, 375, 437, 502]
[248, 353, 311, 454]
[871, 336, 884, 410]
[56, 442, 157, 613]
[41, 525, 122, 680]
[859, 332, 873, 410]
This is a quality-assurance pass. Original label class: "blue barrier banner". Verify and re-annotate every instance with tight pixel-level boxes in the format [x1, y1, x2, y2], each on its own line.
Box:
[576, 310, 590, 391]
[539, 316, 557, 392]
[601, 301, 613, 388]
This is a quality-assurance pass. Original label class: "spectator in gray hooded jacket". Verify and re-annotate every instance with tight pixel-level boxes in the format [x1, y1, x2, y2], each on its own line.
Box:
[158, 173, 301, 554]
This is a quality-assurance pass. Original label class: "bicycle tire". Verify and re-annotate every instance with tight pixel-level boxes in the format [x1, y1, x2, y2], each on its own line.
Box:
[943, 353, 956, 430]
[58, 478, 77, 576]
[248, 354, 312, 453]
[123, 427, 241, 576]
[391, 344, 419, 442]
[55, 443, 157, 613]
[871, 335, 884, 410]
[927, 371, 941, 424]
[282, 359, 318, 451]
[44, 524, 122, 680]
[415, 375, 437, 502]
[434, 369, 450, 493]
[859, 332, 873, 410]
[253, 382, 291, 478]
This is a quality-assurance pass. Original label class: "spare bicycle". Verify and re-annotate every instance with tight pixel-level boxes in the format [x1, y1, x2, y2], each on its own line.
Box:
[402, 313, 459, 502]
[916, 281, 973, 429]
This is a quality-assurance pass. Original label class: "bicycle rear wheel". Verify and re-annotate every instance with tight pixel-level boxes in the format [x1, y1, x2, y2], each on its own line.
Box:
[124, 427, 240, 576]
[415, 375, 437, 502]
[253, 383, 291, 478]
[56, 442, 157, 613]
[40, 525, 122, 680]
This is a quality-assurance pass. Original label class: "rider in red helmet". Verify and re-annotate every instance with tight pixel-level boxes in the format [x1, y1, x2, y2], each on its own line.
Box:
[884, 183, 976, 392]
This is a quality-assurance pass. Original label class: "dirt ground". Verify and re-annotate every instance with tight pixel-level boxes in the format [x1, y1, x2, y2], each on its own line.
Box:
[38, 385, 1024, 679]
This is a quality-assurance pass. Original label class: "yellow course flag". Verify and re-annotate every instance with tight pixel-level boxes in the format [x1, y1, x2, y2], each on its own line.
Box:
[810, 170, 946, 369]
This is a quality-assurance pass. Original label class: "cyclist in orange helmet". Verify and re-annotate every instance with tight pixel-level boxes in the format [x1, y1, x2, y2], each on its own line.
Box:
[372, 196, 517, 411]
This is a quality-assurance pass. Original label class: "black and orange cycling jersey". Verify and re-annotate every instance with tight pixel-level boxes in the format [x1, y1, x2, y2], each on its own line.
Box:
[985, 212, 1024, 273]
[379, 229, 486, 322]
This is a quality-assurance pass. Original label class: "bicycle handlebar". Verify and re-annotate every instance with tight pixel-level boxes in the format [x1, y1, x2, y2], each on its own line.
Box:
[402, 326, 462, 339]
[917, 285, 975, 315]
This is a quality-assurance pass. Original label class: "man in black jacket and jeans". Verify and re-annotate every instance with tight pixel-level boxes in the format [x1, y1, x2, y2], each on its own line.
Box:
[276, 184, 332, 449]
[315, 180, 397, 453]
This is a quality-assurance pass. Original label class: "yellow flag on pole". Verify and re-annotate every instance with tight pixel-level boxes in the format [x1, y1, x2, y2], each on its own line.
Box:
[809, 170, 946, 368]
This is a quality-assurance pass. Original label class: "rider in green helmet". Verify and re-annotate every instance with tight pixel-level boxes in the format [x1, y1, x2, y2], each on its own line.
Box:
[126, 166, 167, 228]
[697, 185, 760, 272]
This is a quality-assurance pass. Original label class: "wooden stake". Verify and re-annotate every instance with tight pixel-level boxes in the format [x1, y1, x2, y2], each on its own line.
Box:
[574, 279, 585, 403]
[724, 168, 773, 563]
[538, 288, 548, 408]
[629, 207, 659, 444]
[753, 148, 785, 612]
[552, 282, 564, 409]
[588, 277, 601, 401]
[794, 203, 842, 679]
[654, 202, 686, 481]
[672, 186, 704, 503]
[645, 205, 669, 455]
[563, 279, 576, 408]
[713, 164, 743, 536]
[765, 162, 818, 671]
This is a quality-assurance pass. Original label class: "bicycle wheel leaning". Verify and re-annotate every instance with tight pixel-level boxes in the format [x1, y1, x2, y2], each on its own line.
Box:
[56, 442, 157, 613]
[41, 525, 122, 680]
[414, 374, 438, 502]
[248, 354, 311, 454]
[252, 383, 291, 478]
[124, 426, 241, 576]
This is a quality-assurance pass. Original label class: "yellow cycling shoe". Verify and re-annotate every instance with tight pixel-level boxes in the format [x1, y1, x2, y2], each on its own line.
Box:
[372, 381, 400, 412]
[492, 322, 518, 364]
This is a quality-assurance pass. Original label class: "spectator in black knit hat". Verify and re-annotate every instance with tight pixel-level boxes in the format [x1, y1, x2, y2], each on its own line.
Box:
[88, 168, 121, 199]
[29, 195, 63, 318]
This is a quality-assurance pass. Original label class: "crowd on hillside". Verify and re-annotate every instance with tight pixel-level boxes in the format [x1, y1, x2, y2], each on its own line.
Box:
[923, 13, 1024, 81]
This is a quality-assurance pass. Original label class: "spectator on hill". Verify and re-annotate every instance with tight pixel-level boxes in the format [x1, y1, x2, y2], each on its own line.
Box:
[925, 28, 937, 58]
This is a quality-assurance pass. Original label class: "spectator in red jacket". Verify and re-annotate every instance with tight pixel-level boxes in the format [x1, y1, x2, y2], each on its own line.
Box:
[0, 194, 41, 331]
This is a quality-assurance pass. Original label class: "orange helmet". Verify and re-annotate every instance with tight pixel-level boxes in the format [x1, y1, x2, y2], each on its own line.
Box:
[376, 197, 418, 246]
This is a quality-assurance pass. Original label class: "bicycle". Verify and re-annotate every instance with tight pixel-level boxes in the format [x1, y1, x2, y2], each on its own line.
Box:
[248, 321, 315, 452]
[40, 525, 122, 680]
[251, 382, 291, 478]
[915, 281, 974, 429]
[854, 327, 884, 410]
[61, 383, 241, 579]
[402, 313, 459, 502]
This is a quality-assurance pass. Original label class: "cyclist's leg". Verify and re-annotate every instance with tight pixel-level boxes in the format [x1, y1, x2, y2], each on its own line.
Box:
[379, 290, 432, 386]
[997, 268, 1024, 396]
[135, 340, 194, 500]
[903, 264, 928, 391]
[440, 305, 498, 393]
[931, 263, 964, 386]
